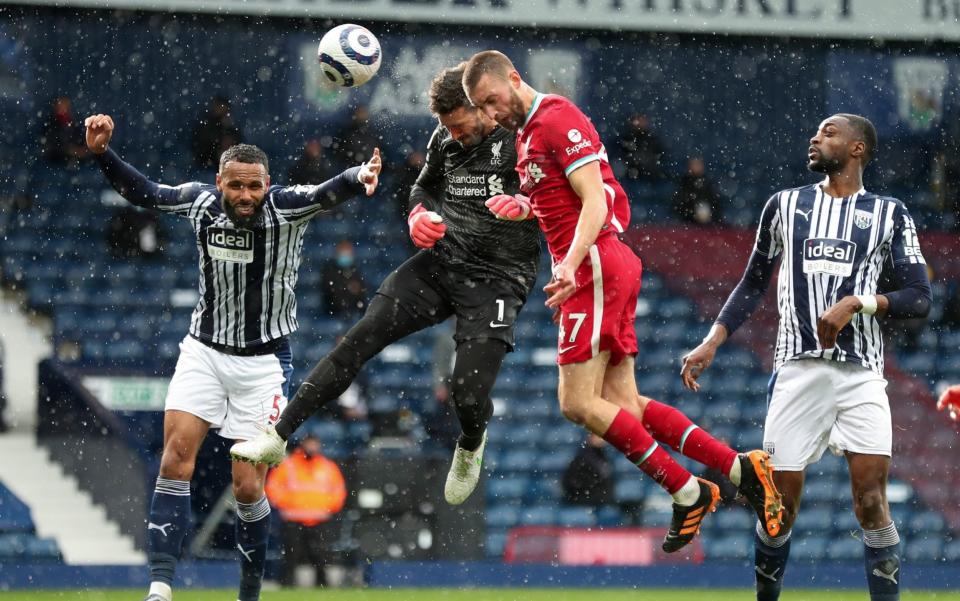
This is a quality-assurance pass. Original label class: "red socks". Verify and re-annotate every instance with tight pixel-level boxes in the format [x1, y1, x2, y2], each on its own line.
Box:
[603, 408, 691, 494]
[641, 399, 738, 476]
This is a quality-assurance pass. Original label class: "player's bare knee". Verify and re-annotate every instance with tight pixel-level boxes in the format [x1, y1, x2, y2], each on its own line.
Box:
[159, 448, 195, 481]
[853, 487, 888, 529]
[557, 392, 588, 425]
[232, 477, 264, 504]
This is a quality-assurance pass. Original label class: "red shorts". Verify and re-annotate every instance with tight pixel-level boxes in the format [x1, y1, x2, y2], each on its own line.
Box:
[556, 235, 641, 366]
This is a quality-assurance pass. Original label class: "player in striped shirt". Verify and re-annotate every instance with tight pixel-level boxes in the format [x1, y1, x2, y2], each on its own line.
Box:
[85, 114, 380, 601]
[464, 50, 783, 554]
[682, 114, 932, 601]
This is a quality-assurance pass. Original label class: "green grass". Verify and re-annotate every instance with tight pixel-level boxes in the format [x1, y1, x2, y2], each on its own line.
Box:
[4, 590, 960, 601]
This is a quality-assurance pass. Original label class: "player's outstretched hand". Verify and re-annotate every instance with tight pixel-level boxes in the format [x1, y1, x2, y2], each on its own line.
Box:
[358, 147, 382, 196]
[485, 194, 533, 221]
[544, 261, 576, 309]
[84, 114, 114, 154]
[681, 341, 718, 392]
[817, 296, 859, 349]
[938, 385, 960, 422]
[408, 202, 446, 249]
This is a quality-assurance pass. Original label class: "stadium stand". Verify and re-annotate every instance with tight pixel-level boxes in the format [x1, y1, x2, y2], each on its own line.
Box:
[1, 6, 957, 583]
[0, 481, 62, 562]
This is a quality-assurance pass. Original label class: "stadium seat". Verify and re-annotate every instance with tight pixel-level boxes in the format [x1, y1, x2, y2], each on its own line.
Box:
[905, 537, 943, 562]
[943, 540, 960, 562]
[824, 536, 864, 561]
[791, 535, 828, 562]
[704, 533, 752, 560]
[595, 505, 624, 526]
[486, 476, 531, 500]
[530, 448, 573, 473]
[831, 510, 861, 534]
[557, 506, 597, 528]
[486, 505, 520, 530]
[804, 479, 846, 504]
[796, 506, 834, 535]
[714, 506, 754, 533]
[501, 449, 539, 472]
[0, 483, 35, 534]
[613, 478, 646, 505]
[485, 530, 509, 558]
[527, 477, 563, 503]
[542, 426, 583, 448]
[519, 505, 559, 526]
[907, 510, 947, 536]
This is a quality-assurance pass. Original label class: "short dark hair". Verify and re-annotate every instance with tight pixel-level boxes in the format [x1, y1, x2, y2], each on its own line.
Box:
[219, 143, 269, 174]
[836, 113, 878, 164]
[429, 63, 470, 116]
[463, 50, 516, 92]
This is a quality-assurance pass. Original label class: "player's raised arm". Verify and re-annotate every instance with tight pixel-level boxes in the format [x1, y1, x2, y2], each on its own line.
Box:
[681, 195, 781, 391]
[544, 161, 607, 309]
[273, 147, 381, 219]
[86, 113, 203, 213]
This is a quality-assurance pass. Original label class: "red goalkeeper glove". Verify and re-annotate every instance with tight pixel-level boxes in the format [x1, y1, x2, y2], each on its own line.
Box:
[408, 202, 446, 249]
[938, 385, 960, 422]
[485, 194, 533, 221]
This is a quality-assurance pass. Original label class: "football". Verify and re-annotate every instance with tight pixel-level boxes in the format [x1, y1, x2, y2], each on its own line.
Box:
[317, 24, 382, 88]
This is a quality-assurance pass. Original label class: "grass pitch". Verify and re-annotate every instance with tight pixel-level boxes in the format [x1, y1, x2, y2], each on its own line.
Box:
[5, 590, 960, 601]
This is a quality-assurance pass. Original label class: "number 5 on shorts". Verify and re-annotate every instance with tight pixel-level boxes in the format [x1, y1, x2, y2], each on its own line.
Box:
[268, 394, 282, 423]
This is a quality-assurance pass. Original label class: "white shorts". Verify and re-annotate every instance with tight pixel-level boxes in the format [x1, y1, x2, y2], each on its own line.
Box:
[165, 336, 291, 441]
[763, 358, 890, 471]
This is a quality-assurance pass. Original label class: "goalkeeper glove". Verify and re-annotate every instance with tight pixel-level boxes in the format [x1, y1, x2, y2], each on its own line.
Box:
[408, 203, 446, 249]
[485, 194, 533, 221]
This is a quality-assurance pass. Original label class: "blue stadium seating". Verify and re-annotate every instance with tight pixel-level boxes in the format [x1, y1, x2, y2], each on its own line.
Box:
[824, 536, 864, 561]
[0, 483, 35, 534]
[0, 482, 63, 561]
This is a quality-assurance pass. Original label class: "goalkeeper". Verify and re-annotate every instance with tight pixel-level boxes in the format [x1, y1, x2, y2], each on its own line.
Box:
[232, 63, 540, 506]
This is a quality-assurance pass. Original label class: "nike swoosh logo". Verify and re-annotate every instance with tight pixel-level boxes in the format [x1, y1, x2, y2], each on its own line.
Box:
[489, 322, 510, 328]
[558, 346, 577, 354]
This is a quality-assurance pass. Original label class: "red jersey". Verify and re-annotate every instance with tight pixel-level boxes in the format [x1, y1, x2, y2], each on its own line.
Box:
[516, 93, 630, 261]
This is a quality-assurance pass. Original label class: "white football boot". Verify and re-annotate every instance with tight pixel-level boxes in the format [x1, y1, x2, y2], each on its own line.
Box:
[444, 431, 487, 505]
[229, 424, 287, 466]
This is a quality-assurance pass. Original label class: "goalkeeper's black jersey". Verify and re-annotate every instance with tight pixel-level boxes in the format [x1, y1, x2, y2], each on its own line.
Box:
[410, 124, 541, 296]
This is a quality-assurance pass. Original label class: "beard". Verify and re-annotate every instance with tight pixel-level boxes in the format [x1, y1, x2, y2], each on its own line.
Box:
[808, 153, 844, 174]
[223, 200, 264, 228]
[497, 91, 528, 131]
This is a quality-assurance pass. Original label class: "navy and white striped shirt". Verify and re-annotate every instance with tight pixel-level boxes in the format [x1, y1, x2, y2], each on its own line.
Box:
[725, 182, 927, 375]
[97, 149, 364, 349]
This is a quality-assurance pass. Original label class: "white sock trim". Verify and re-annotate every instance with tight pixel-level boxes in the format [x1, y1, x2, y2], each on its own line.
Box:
[863, 522, 900, 548]
[236, 495, 271, 522]
[756, 521, 791, 548]
[727, 455, 742, 487]
[671, 476, 700, 506]
[155, 478, 190, 497]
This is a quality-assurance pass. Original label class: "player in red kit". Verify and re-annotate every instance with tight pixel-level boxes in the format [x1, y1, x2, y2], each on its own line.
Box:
[464, 50, 783, 552]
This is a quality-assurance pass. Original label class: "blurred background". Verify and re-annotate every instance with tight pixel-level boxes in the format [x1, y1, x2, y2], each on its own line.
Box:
[0, 0, 959, 592]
